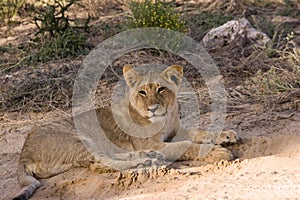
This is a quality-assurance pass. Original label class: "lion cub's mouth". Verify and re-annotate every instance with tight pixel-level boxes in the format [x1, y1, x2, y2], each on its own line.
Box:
[149, 112, 166, 117]
[149, 114, 167, 123]
[148, 108, 167, 118]
[148, 109, 167, 123]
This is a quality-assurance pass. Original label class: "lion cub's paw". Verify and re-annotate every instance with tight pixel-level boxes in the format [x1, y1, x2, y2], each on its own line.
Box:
[143, 150, 165, 160]
[133, 150, 165, 161]
[215, 130, 239, 145]
[204, 145, 233, 163]
[116, 150, 164, 162]
[133, 150, 167, 167]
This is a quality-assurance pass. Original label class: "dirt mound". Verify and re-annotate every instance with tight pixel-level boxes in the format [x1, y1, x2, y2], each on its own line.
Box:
[240, 134, 300, 159]
[1, 107, 300, 200]
[115, 156, 300, 200]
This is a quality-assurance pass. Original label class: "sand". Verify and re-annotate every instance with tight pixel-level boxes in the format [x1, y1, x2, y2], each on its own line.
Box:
[1, 103, 300, 200]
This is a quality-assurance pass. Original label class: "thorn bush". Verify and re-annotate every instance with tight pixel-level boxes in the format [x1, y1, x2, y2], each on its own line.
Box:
[29, 0, 90, 63]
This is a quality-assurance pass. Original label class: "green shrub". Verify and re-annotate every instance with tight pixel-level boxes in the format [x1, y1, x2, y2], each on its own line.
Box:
[29, 0, 90, 63]
[127, 0, 187, 33]
[278, 0, 300, 17]
[29, 28, 89, 63]
[33, 0, 89, 36]
[0, 0, 24, 23]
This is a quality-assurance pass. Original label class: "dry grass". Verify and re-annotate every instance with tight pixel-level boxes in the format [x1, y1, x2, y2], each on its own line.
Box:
[0, 0, 299, 113]
[228, 30, 300, 107]
[0, 60, 81, 112]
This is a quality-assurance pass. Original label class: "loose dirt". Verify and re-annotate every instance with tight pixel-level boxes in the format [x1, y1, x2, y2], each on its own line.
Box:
[1, 103, 299, 200]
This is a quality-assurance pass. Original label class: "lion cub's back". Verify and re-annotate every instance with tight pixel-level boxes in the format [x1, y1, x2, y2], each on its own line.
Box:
[19, 117, 94, 178]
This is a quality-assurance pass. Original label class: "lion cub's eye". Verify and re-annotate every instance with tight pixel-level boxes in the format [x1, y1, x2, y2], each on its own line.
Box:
[138, 90, 147, 97]
[157, 87, 165, 94]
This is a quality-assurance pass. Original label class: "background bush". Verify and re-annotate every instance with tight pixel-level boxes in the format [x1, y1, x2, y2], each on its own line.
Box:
[0, 0, 24, 23]
[127, 0, 187, 33]
[29, 0, 90, 63]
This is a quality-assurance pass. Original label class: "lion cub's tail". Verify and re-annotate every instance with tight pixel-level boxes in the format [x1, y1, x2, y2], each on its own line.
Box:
[12, 163, 41, 200]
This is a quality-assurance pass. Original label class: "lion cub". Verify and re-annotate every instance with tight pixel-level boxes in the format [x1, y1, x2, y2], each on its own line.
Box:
[13, 65, 239, 200]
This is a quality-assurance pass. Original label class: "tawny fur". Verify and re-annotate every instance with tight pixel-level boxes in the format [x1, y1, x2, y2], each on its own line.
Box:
[13, 65, 239, 199]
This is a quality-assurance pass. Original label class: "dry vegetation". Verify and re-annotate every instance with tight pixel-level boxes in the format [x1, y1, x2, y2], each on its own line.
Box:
[0, 0, 299, 114]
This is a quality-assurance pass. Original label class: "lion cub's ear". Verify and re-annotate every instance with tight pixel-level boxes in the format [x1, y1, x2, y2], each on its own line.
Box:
[123, 64, 141, 88]
[160, 65, 183, 86]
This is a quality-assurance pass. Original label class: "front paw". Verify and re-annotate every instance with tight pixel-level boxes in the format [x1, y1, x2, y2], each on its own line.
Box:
[138, 150, 166, 166]
[204, 145, 234, 163]
[215, 130, 240, 145]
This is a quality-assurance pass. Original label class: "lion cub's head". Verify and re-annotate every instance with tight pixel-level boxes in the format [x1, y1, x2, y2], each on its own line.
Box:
[123, 64, 183, 124]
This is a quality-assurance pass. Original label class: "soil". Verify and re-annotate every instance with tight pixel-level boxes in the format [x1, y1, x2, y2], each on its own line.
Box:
[1, 0, 300, 199]
[1, 103, 299, 200]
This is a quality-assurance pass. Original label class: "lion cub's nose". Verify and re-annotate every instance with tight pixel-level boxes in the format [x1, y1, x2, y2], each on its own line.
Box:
[148, 104, 159, 113]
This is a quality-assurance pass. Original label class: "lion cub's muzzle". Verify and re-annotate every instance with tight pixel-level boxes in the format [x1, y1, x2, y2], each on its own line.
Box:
[147, 104, 167, 118]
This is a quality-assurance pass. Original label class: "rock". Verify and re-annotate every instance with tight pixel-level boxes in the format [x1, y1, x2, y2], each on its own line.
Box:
[202, 18, 270, 50]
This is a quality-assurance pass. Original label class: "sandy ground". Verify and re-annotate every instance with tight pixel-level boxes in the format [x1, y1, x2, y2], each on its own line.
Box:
[1, 103, 300, 200]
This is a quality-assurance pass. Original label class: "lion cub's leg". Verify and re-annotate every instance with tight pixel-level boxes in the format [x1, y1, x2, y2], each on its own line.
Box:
[95, 150, 166, 171]
[90, 150, 166, 172]
[182, 143, 233, 162]
[203, 145, 234, 163]
[172, 127, 239, 145]
[13, 164, 41, 200]
[112, 150, 164, 161]
[161, 141, 233, 163]
[188, 129, 239, 145]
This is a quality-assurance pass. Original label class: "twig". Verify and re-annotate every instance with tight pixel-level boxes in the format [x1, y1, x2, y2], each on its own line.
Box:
[0, 55, 32, 74]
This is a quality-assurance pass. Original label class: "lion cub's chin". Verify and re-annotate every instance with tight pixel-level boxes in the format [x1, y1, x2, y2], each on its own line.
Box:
[149, 115, 167, 124]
